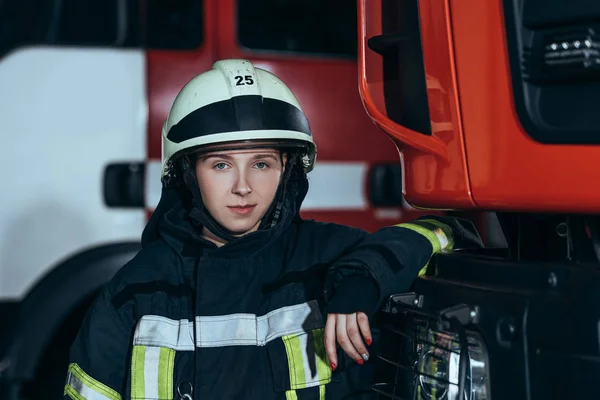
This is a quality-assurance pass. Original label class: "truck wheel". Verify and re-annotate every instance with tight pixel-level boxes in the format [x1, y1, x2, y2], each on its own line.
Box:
[19, 292, 98, 400]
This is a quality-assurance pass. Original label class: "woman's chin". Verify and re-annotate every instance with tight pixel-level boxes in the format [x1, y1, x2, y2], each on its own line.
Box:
[226, 221, 260, 236]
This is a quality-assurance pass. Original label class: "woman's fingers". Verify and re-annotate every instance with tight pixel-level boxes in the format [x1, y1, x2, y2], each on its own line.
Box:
[325, 313, 374, 370]
[335, 314, 363, 364]
[324, 313, 338, 370]
[346, 313, 370, 362]
[357, 312, 372, 346]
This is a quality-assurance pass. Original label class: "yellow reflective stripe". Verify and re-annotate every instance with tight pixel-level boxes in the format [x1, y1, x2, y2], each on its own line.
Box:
[64, 363, 121, 400]
[418, 262, 430, 276]
[282, 334, 306, 389]
[64, 385, 86, 400]
[283, 329, 333, 391]
[313, 328, 332, 384]
[418, 219, 455, 251]
[285, 390, 299, 400]
[158, 347, 176, 400]
[319, 384, 326, 400]
[398, 223, 443, 253]
[131, 346, 146, 400]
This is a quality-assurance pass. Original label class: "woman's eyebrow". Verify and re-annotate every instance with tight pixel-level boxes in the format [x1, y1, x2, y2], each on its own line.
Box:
[253, 153, 279, 160]
[199, 154, 233, 161]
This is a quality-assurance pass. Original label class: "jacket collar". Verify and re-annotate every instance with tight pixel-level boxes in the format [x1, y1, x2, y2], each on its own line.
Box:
[141, 171, 307, 259]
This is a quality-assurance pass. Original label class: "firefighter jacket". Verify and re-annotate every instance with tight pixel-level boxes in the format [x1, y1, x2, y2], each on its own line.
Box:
[63, 187, 483, 400]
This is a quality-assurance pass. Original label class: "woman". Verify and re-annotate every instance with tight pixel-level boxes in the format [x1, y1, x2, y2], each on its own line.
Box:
[64, 59, 482, 400]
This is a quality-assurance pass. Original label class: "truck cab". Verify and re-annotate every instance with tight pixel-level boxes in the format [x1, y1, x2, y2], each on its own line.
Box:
[358, 0, 600, 398]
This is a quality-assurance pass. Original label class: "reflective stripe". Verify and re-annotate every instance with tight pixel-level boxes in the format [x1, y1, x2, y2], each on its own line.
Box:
[133, 316, 194, 351]
[319, 384, 326, 400]
[197, 301, 321, 347]
[282, 328, 332, 390]
[286, 390, 299, 400]
[64, 363, 121, 400]
[196, 300, 323, 347]
[418, 219, 455, 251]
[158, 348, 176, 399]
[398, 221, 452, 253]
[313, 329, 331, 386]
[284, 387, 325, 399]
[133, 301, 322, 349]
[131, 346, 145, 400]
[283, 334, 306, 389]
[143, 347, 160, 399]
[131, 346, 175, 400]
[418, 262, 430, 277]
[399, 220, 454, 277]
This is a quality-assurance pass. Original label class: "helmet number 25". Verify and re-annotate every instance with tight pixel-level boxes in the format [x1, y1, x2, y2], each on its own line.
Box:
[235, 75, 255, 86]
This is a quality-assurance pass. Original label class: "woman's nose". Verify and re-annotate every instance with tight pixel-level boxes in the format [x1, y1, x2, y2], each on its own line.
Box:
[232, 173, 252, 196]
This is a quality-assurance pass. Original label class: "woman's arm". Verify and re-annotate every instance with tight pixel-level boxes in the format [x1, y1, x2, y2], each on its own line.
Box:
[63, 288, 132, 400]
[323, 215, 484, 368]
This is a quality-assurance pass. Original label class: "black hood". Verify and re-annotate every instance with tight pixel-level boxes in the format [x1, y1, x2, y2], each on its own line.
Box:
[141, 171, 309, 256]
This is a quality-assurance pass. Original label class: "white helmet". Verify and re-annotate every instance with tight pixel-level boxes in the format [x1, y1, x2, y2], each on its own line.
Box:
[161, 59, 317, 181]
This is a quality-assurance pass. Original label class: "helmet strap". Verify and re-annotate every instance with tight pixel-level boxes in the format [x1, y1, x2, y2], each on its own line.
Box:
[258, 151, 301, 230]
[180, 157, 239, 242]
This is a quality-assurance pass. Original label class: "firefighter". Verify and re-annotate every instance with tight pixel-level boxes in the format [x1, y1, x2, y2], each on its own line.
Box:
[63, 59, 482, 400]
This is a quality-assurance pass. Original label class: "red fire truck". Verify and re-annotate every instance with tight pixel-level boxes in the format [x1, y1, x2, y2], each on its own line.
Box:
[0, 1, 436, 398]
[359, 0, 600, 398]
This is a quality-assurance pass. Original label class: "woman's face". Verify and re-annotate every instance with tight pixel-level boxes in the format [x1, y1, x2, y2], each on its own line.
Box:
[195, 148, 285, 239]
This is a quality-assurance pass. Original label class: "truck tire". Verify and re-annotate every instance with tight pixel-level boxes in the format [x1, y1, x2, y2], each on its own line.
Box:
[3, 242, 140, 400]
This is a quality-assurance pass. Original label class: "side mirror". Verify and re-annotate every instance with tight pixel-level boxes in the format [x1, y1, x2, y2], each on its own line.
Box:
[103, 162, 145, 208]
[368, 163, 403, 207]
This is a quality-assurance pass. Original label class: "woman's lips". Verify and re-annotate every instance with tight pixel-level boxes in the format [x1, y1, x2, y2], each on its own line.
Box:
[227, 205, 256, 215]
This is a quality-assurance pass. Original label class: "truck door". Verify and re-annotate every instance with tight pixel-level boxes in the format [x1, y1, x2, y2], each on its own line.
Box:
[214, 0, 435, 232]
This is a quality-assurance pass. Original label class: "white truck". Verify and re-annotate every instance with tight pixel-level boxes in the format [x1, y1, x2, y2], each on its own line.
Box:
[0, 1, 430, 398]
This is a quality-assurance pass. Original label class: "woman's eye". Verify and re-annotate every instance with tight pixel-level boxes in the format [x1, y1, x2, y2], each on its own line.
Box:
[214, 162, 229, 170]
[254, 162, 269, 170]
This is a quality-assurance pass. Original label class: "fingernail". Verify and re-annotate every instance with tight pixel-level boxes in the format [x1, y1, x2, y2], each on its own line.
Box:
[356, 358, 364, 365]
[366, 337, 372, 346]
[330, 362, 337, 371]
[361, 353, 370, 362]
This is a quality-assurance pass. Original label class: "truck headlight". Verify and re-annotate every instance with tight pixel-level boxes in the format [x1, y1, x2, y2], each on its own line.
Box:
[415, 329, 490, 399]
[373, 296, 491, 400]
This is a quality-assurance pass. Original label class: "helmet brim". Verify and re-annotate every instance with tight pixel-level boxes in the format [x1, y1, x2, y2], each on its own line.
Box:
[188, 139, 312, 155]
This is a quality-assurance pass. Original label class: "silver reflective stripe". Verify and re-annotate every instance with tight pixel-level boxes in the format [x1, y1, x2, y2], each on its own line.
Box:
[196, 300, 322, 347]
[132, 300, 322, 349]
[434, 228, 450, 251]
[143, 347, 160, 399]
[66, 368, 115, 400]
[133, 315, 195, 351]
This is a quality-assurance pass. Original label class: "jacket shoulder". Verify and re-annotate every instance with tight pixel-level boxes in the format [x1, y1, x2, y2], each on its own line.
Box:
[105, 240, 180, 294]
[295, 219, 368, 239]
[277, 220, 369, 264]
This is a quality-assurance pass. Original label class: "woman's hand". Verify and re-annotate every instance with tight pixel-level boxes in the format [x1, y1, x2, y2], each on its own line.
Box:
[324, 312, 372, 371]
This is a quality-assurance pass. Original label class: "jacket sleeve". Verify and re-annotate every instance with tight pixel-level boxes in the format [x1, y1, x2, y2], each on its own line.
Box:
[324, 215, 484, 314]
[64, 287, 132, 400]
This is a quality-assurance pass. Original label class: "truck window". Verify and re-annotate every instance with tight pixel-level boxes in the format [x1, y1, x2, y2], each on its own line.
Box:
[237, 0, 357, 58]
[51, 0, 135, 46]
[0, 0, 203, 57]
[146, 0, 203, 49]
[0, 0, 55, 56]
